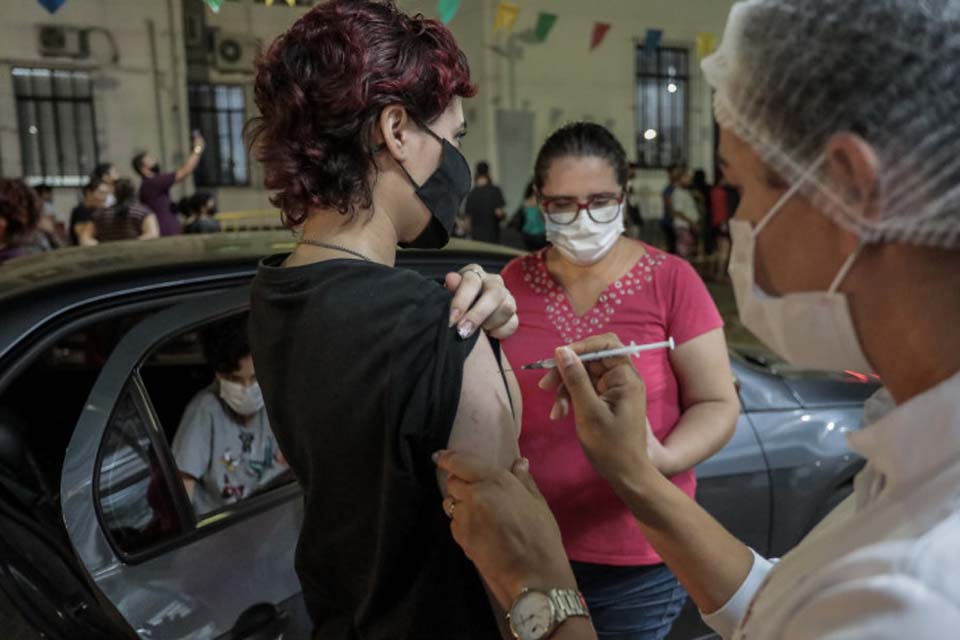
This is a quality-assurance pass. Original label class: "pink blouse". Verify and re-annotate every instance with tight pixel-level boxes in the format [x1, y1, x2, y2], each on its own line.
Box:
[502, 244, 723, 565]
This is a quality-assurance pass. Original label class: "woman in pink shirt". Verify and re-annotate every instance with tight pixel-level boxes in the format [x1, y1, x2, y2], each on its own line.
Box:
[501, 122, 740, 639]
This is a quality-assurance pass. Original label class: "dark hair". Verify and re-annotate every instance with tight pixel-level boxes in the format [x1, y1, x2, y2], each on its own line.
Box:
[113, 178, 136, 218]
[533, 122, 628, 191]
[81, 180, 102, 196]
[247, 0, 476, 228]
[692, 169, 708, 190]
[201, 314, 252, 375]
[0, 178, 42, 238]
[131, 152, 147, 176]
[177, 192, 213, 216]
[34, 184, 52, 197]
[476, 161, 490, 178]
[92, 163, 115, 181]
[523, 180, 535, 199]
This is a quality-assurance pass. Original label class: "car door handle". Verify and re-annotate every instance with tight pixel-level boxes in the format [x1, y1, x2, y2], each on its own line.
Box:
[231, 602, 289, 640]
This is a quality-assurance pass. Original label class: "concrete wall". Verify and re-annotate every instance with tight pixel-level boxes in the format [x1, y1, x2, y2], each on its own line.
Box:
[0, 0, 735, 221]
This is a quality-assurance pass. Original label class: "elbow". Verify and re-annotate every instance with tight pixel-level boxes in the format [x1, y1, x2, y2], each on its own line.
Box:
[718, 395, 740, 448]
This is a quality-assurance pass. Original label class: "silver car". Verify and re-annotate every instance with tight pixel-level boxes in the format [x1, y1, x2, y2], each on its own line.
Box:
[0, 233, 876, 639]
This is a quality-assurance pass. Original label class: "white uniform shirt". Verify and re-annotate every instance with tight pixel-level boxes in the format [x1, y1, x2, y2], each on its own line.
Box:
[703, 370, 960, 639]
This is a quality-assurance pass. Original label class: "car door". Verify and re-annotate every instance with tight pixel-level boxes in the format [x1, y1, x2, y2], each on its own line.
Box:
[61, 285, 307, 640]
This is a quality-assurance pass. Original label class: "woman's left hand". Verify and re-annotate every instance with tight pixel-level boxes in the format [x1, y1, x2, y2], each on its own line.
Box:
[445, 264, 519, 340]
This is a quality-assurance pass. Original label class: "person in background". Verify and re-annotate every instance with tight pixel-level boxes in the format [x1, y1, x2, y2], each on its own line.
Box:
[0, 177, 52, 264]
[513, 180, 547, 251]
[92, 177, 159, 242]
[671, 169, 700, 259]
[464, 160, 506, 244]
[498, 122, 739, 639]
[171, 315, 289, 514]
[91, 162, 120, 207]
[132, 133, 205, 237]
[181, 192, 221, 234]
[69, 180, 109, 246]
[691, 169, 712, 256]
[709, 167, 738, 282]
[32, 184, 66, 247]
[624, 163, 645, 239]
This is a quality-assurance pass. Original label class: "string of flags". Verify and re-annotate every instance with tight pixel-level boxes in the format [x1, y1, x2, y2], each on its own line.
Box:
[38, 0, 66, 13]
[433, 1, 716, 56]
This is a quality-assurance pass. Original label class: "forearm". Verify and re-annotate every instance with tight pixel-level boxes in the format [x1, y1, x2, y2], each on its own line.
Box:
[175, 151, 202, 182]
[660, 398, 738, 475]
[614, 467, 755, 615]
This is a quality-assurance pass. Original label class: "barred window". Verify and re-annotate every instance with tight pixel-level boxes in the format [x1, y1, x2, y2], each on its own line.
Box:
[13, 67, 99, 187]
[635, 47, 689, 169]
[187, 83, 249, 187]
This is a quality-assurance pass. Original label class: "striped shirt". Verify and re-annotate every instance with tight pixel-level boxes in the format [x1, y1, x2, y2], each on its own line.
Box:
[92, 203, 151, 242]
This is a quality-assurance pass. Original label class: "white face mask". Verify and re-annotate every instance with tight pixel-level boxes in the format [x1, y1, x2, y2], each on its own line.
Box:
[728, 163, 873, 373]
[545, 203, 624, 266]
[219, 378, 264, 416]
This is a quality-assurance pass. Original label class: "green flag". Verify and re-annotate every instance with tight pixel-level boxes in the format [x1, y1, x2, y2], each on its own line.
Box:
[205, 0, 224, 13]
[437, 0, 461, 24]
[535, 12, 558, 43]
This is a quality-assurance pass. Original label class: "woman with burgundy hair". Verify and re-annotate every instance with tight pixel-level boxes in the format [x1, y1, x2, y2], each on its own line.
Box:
[246, 1, 521, 638]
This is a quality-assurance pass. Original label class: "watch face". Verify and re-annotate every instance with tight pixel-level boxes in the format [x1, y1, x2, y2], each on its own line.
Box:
[510, 591, 554, 640]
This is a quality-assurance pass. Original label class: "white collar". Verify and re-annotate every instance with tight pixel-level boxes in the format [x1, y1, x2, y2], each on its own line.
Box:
[847, 370, 960, 489]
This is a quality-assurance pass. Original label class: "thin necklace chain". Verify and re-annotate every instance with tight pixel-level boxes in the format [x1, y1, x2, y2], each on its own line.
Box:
[297, 237, 373, 262]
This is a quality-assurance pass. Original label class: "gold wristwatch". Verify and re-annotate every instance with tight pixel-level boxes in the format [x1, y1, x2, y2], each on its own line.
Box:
[507, 588, 589, 640]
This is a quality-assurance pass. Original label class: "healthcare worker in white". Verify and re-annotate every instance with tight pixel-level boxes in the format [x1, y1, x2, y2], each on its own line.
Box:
[432, 0, 960, 638]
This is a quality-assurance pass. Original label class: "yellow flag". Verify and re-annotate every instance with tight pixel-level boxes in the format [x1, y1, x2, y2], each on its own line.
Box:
[696, 32, 717, 59]
[494, 2, 520, 33]
[265, 0, 274, 5]
[286, 0, 296, 5]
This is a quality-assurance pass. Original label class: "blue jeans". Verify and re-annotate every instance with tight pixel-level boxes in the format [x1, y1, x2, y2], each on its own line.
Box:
[571, 561, 687, 640]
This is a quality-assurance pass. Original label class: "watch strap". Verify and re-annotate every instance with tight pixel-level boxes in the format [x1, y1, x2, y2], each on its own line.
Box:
[548, 588, 589, 624]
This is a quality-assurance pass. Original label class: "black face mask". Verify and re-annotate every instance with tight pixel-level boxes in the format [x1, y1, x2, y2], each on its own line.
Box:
[395, 126, 472, 249]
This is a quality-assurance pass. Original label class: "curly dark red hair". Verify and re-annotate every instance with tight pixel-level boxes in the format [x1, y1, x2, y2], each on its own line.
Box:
[0, 178, 42, 239]
[247, 0, 476, 228]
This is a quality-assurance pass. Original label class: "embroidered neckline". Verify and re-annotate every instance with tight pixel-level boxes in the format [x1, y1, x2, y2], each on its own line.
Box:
[520, 248, 668, 344]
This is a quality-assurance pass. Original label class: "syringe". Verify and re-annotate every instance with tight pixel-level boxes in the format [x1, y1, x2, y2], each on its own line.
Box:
[518, 337, 676, 371]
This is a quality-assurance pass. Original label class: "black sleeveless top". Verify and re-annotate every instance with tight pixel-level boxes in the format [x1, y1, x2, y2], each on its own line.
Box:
[249, 255, 500, 639]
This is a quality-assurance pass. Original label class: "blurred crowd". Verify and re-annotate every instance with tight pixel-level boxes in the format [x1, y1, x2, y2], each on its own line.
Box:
[0, 133, 219, 266]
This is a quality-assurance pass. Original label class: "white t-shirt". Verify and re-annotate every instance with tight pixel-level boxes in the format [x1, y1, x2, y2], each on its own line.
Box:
[704, 372, 960, 638]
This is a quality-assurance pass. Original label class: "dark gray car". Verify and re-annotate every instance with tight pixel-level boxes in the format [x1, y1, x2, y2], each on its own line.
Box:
[0, 233, 876, 639]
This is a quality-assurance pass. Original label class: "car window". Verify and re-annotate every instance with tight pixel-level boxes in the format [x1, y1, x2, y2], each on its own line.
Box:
[97, 380, 186, 556]
[0, 311, 154, 501]
[139, 312, 295, 523]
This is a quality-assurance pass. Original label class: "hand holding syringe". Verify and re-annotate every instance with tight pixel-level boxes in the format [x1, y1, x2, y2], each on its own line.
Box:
[514, 337, 676, 371]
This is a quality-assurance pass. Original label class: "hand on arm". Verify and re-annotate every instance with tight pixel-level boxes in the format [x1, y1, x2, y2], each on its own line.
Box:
[539, 334, 756, 616]
[175, 133, 205, 183]
[444, 265, 519, 340]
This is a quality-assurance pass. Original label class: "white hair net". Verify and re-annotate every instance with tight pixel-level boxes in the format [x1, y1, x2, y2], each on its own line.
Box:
[703, 0, 960, 248]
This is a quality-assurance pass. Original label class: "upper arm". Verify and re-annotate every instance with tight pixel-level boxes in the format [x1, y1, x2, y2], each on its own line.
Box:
[439, 332, 520, 495]
[171, 397, 214, 478]
[670, 328, 737, 409]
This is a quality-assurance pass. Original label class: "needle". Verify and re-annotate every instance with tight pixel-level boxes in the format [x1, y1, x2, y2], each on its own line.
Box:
[505, 337, 676, 372]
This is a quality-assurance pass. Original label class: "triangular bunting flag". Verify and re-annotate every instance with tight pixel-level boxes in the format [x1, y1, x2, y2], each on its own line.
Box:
[265, 0, 275, 5]
[38, 0, 66, 13]
[204, 0, 224, 13]
[438, 0, 461, 25]
[535, 12, 558, 43]
[494, 2, 520, 33]
[590, 23, 611, 51]
[696, 32, 717, 58]
[286, 0, 297, 6]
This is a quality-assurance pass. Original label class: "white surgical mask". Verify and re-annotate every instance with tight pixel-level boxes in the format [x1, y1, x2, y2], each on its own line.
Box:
[728, 161, 873, 373]
[546, 203, 624, 265]
[219, 378, 264, 416]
